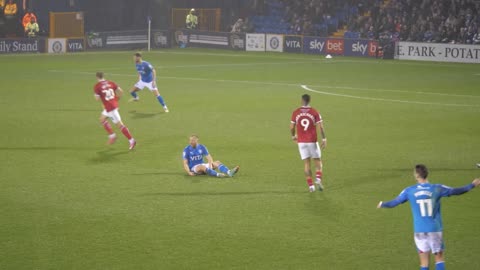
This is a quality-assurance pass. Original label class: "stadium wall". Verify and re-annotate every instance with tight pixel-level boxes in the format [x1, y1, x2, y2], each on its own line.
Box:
[0, 37, 84, 54]
[2, 30, 479, 64]
[395, 42, 480, 64]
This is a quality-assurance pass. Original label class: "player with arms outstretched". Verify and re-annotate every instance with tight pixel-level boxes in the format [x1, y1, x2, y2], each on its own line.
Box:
[94, 72, 136, 150]
[129, 52, 169, 113]
[183, 135, 239, 178]
[377, 164, 480, 270]
[290, 94, 327, 192]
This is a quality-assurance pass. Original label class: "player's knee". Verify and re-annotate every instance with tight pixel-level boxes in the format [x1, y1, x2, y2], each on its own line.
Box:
[213, 161, 221, 168]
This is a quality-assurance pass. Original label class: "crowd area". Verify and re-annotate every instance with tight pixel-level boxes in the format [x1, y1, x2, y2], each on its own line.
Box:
[277, 0, 480, 44]
[351, 0, 480, 44]
[0, 0, 39, 38]
[280, 0, 345, 35]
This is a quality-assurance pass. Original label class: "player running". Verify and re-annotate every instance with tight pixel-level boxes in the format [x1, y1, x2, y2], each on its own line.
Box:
[94, 72, 136, 150]
[290, 94, 327, 192]
[182, 135, 239, 178]
[377, 164, 480, 270]
[129, 52, 169, 113]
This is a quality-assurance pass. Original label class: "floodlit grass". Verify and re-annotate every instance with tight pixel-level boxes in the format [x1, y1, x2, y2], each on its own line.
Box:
[1, 48, 479, 269]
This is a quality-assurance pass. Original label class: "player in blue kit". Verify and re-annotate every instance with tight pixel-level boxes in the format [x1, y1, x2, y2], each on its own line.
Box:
[377, 164, 480, 270]
[182, 135, 239, 178]
[129, 52, 169, 113]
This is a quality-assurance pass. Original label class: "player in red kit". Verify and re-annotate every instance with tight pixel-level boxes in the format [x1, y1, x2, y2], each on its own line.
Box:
[290, 94, 327, 192]
[93, 72, 136, 150]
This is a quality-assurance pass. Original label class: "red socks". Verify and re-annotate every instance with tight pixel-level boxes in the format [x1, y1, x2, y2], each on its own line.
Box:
[316, 171, 323, 180]
[102, 120, 114, 135]
[306, 177, 314, 187]
[120, 125, 133, 140]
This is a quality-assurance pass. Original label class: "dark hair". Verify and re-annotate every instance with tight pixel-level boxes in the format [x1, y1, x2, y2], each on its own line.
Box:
[302, 94, 311, 105]
[96, 72, 104, 79]
[415, 164, 428, 179]
[134, 52, 142, 58]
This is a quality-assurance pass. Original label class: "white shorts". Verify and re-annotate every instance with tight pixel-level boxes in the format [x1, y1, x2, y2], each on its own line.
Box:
[191, 163, 212, 174]
[134, 80, 158, 91]
[298, 142, 321, 160]
[414, 232, 445, 254]
[102, 108, 122, 124]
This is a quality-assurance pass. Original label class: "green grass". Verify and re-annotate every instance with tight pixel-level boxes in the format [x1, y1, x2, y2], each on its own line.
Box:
[1, 48, 479, 270]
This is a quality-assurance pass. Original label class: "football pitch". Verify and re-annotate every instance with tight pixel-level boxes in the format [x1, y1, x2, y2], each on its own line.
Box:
[1, 49, 479, 269]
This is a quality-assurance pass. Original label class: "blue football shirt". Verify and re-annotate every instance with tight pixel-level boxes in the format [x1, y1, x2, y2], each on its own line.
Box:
[183, 144, 209, 170]
[393, 183, 456, 233]
[136, 61, 154, 83]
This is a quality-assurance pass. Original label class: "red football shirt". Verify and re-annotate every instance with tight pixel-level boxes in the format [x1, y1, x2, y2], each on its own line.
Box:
[94, 80, 119, 112]
[291, 106, 322, 143]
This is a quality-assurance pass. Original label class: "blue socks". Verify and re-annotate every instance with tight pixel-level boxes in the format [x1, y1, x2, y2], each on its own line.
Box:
[420, 267, 428, 270]
[206, 168, 218, 177]
[131, 91, 138, 98]
[157, 95, 166, 107]
[436, 262, 445, 270]
[218, 164, 230, 174]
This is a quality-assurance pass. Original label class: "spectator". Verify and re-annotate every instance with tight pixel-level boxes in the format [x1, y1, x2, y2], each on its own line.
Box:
[0, 0, 5, 12]
[24, 16, 38, 37]
[186, 8, 198, 30]
[231, 18, 244, 33]
[4, 0, 17, 36]
[22, 9, 37, 29]
[465, 25, 475, 43]
[4, 0, 16, 16]
[473, 26, 480, 44]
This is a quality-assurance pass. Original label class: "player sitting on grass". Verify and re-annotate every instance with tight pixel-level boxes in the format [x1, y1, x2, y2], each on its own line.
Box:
[129, 52, 169, 113]
[94, 72, 136, 150]
[377, 164, 480, 270]
[182, 135, 239, 178]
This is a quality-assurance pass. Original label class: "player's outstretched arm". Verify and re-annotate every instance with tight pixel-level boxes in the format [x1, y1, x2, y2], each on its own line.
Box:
[377, 197, 405, 208]
[377, 191, 408, 209]
[444, 179, 480, 196]
[183, 160, 194, 176]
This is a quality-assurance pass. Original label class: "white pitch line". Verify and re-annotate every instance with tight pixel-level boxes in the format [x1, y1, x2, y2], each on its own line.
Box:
[300, 85, 479, 107]
[48, 69, 480, 99]
[4, 49, 474, 68]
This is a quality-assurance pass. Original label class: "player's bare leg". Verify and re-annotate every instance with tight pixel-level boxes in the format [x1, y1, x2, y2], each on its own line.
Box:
[434, 252, 445, 270]
[195, 164, 226, 178]
[129, 87, 141, 102]
[304, 158, 315, 192]
[418, 252, 430, 270]
[114, 121, 136, 150]
[314, 159, 324, 191]
[100, 115, 117, 145]
[152, 89, 169, 113]
[213, 160, 239, 177]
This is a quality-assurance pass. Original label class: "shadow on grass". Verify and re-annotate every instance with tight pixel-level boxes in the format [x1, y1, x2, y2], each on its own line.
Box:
[129, 110, 163, 119]
[0, 146, 97, 151]
[88, 149, 130, 163]
[131, 172, 185, 176]
[385, 168, 479, 172]
[43, 108, 98, 112]
[140, 190, 306, 197]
